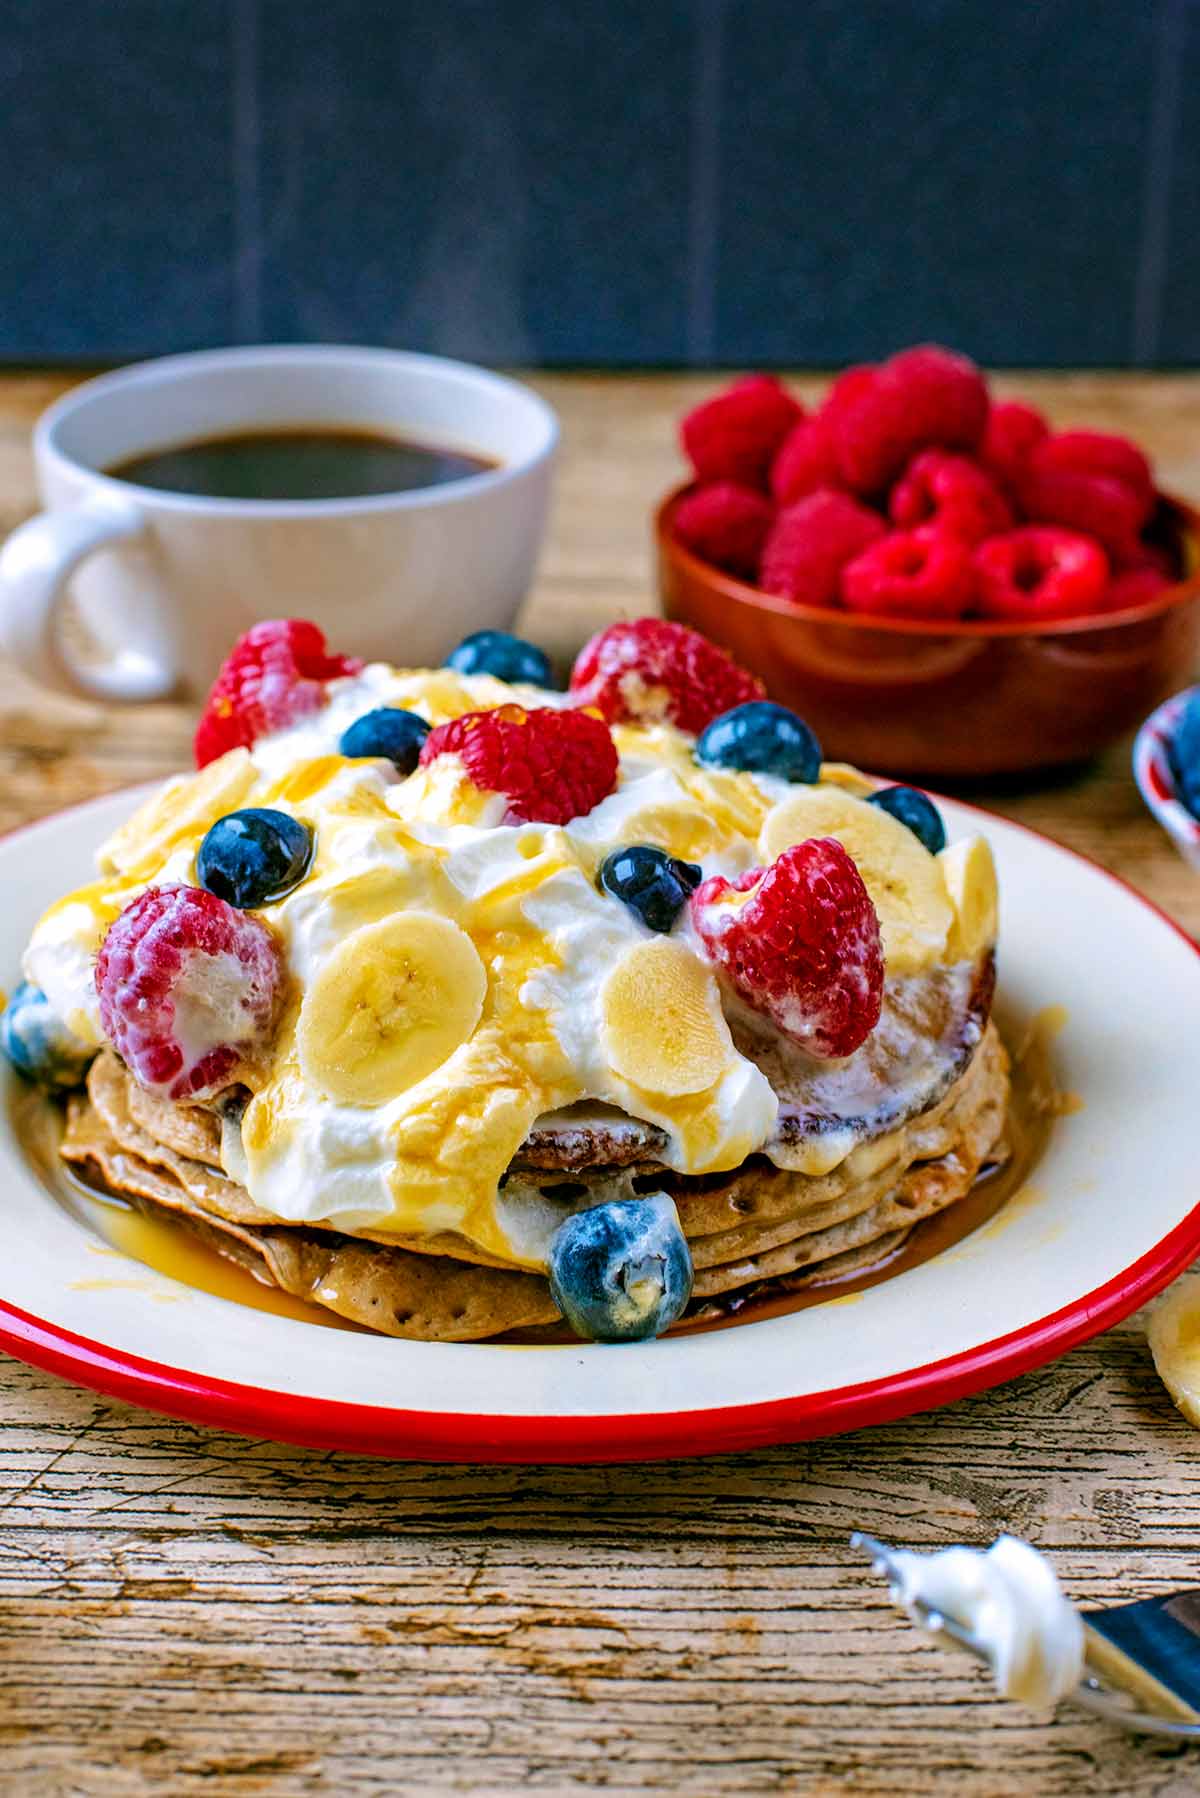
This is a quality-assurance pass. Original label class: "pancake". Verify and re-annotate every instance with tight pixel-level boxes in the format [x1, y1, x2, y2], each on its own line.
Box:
[82, 1024, 1005, 1268]
[61, 1027, 1010, 1339]
[62, 1098, 558, 1340]
[124, 1079, 224, 1167]
[691, 1038, 1007, 1298]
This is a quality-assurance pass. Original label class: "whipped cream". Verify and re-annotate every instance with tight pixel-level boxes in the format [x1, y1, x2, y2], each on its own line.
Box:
[22, 662, 993, 1264]
[886, 1536, 1085, 1709]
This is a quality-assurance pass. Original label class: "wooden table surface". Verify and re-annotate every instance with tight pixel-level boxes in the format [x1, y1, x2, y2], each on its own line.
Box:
[0, 371, 1199, 1796]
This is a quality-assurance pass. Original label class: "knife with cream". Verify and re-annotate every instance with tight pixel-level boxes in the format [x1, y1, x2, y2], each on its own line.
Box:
[853, 1531, 1200, 1737]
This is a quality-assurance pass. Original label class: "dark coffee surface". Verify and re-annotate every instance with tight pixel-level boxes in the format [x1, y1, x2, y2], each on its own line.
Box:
[107, 428, 494, 500]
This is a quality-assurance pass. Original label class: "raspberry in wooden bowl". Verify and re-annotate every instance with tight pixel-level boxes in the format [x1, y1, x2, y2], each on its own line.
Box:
[656, 351, 1200, 779]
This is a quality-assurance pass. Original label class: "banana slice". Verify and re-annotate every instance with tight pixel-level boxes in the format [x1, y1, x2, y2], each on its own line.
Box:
[297, 911, 486, 1107]
[320, 859, 456, 936]
[100, 748, 258, 879]
[819, 762, 878, 798]
[597, 798, 726, 865]
[601, 939, 733, 1097]
[939, 835, 999, 960]
[759, 787, 952, 974]
[1148, 1277, 1200, 1427]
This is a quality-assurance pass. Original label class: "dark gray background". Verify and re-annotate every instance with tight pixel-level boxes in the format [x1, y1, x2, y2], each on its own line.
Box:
[1, 0, 1194, 367]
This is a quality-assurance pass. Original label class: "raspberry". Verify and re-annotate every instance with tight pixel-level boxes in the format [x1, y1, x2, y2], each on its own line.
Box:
[1032, 430, 1153, 506]
[671, 481, 774, 579]
[96, 885, 284, 1101]
[980, 401, 1048, 493]
[691, 839, 883, 1059]
[1021, 460, 1151, 557]
[888, 450, 1013, 544]
[831, 345, 989, 493]
[1104, 566, 1171, 612]
[973, 527, 1109, 623]
[419, 704, 617, 824]
[680, 376, 803, 489]
[194, 620, 362, 768]
[1018, 433, 1153, 561]
[769, 414, 843, 505]
[1019, 464, 1147, 561]
[759, 490, 886, 608]
[568, 619, 764, 735]
[821, 364, 878, 424]
[1125, 542, 1177, 579]
[765, 372, 876, 508]
[841, 526, 976, 621]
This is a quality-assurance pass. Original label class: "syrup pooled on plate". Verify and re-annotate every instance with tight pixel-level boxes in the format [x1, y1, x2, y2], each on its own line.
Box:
[13, 1078, 360, 1331]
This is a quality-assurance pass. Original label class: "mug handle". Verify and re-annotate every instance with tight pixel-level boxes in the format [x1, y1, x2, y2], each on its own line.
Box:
[0, 498, 178, 702]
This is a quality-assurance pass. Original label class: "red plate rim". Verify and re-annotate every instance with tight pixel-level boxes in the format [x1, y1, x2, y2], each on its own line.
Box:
[1, 787, 1197, 1462]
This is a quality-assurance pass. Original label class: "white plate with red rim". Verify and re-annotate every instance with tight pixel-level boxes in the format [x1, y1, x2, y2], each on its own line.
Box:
[1, 785, 1198, 1463]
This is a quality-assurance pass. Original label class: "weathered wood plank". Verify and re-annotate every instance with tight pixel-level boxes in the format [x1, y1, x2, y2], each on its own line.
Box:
[0, 371, 1198, 1794]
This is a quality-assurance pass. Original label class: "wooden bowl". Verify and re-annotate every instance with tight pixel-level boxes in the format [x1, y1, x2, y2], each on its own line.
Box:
[656, 487, 1200, 779]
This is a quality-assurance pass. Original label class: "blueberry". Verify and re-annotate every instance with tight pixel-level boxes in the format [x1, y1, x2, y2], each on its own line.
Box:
[1168, 690, 1200, 819]
[696, 701, 822, 784]
[446, 629, 553, 687]
[338, 707, 430, 773]
[549, 1193, 693, 1342]
[1, 982, 95, 1090]
[868, 785, 946, 854]
[599, 845, 703, 934]
[197, 808, 313, 909]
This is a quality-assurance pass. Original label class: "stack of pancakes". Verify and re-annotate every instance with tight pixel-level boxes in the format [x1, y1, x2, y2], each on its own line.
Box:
[62, 956, 1010, 1340]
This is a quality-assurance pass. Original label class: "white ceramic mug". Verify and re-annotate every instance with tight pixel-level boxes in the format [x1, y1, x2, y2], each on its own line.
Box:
[0, 345, 558, 701]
